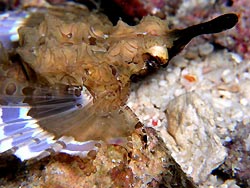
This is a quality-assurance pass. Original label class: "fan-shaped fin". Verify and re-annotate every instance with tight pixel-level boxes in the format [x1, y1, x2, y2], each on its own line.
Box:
[0, 85, 138, 161]
[39, 102, 139, 142]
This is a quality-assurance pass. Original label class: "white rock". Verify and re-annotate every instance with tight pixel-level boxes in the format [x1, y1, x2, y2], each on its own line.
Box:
[164, 93, 227, 183]
[230, 52, 243, 64]
[221, 69, 234, 83]
[198, 43, 214, 56]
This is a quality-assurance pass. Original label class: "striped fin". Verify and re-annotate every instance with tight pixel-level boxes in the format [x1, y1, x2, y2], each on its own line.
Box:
[0, 85, 139, 161]
[0, 86, 100, 161]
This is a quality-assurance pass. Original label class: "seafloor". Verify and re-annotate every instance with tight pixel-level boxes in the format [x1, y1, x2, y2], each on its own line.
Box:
[0, 0, 249, 187]
[127, 0, 250, 187]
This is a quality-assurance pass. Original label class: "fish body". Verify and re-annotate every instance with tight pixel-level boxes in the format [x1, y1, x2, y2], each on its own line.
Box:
[0, 2, 238, 161]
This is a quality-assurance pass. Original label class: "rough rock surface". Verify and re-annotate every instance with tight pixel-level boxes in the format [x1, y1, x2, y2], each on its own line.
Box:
[0, 127, 197, 188]
[127, 46, 249, 188]
[164, 92, 227, 183]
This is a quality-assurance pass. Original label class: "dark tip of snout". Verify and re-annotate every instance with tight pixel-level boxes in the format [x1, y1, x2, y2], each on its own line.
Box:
[167, 13, 239, 62]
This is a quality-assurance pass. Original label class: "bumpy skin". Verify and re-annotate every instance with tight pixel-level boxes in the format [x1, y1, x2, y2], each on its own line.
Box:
[17, 5, 170, 112]
[0, 43, 30, 102]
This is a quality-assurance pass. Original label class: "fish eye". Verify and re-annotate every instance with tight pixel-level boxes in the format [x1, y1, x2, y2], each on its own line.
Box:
[143, 53, 162, 72]
[130, 53, 164, 82]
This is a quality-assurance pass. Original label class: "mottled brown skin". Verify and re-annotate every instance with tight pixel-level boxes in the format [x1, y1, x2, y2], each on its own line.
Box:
[17, 5, 171, 112]
[16, 5, 238, 113]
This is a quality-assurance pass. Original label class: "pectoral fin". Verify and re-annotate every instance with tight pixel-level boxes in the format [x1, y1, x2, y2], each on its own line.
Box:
[0, 85, 139, 161]
[58, 104, 139, 143]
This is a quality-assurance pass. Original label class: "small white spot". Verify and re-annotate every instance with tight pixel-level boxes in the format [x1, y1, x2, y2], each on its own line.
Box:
[151, 7, 160, 14]
[19, 107, 32, 119]
[60, 137, 98, 156]
[240, 98, 248, 106]
[60, 149, 90, 157]
[45, 136, 56, 144]
[103, 34, 109, 39]
[231, 53, 243, 63]
[0, 137, 13, 152]
[10, 34, 19, 42]
[224, 136, 231, 142]
[14, 145, 42, 161]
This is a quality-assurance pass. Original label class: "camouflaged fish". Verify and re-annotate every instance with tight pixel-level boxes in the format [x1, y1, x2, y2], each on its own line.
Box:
[0, 3, 238, 161]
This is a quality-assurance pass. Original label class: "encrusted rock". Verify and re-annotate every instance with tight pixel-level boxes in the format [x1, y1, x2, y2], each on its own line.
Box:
[0, 127, 197, 188]
[164, 92, 227, 183]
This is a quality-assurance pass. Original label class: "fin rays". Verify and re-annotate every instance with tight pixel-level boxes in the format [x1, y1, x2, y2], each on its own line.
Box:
[0, 85, 138, 161]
